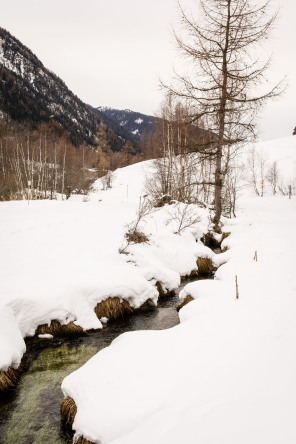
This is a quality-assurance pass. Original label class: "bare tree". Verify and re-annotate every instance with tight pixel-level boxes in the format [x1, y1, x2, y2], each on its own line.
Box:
[166, 203, 201, 235]
[267, 161, 279, 195]
[146, 96, 211, 206]
[119, 196, 154, 254]
[246, 147, 260, 196]
[162, 0, 284, 230]
[245, 147, 268, 196]
[258, 150, 268, 197]
[223, 163, 243, 218]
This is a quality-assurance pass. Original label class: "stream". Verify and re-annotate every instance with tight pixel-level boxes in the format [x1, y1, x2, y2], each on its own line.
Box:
[0, 279, 198, 444]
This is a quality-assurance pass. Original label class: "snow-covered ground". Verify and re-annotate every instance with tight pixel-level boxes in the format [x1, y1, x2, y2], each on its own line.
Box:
[61, 137, 296, 443]
[0, 161, 213, 372]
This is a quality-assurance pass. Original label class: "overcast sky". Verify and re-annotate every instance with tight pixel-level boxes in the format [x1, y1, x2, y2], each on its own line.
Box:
[0, 0, 295, 140]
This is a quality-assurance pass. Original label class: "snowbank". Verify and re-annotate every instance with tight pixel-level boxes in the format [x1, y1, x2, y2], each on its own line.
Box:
[62, 194, 296, 444]
[61, 136, 296, 444]
[0, 161, 212, 372]
[0, 307, 25, 371]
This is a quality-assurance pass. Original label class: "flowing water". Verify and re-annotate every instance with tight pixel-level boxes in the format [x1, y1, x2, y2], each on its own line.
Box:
[0, 281, 193, 444]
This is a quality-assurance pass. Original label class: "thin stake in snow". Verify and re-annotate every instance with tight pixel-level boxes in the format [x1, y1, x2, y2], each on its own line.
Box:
[254, 251, 258, 262]
[27, 180, 31, 205]
[289, 185, 292, 199]
[235, 275, 239, 299]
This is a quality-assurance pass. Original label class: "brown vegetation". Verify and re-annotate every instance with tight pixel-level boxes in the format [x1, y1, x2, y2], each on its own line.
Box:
[180, 269, 199, 281]
[0, 120, 97, 201]
[61, 396, 77, 426]
[75, 438, 95, 444]
[0, 366, 23, 391]
[125, 229, 149, 244]
[176, 295, 194, 311]
[0, 354, 29, 392]
[137, 299, 157, 311]
[0, 118, 146, 202]
[202, 232, 221, 250]
[61, 396, 95, 444]
[156, 281, 175, 299]
[220, 232, 230, 243]
[36, 320, 86, 337]
[196, 257, 215, 276]
[94, 297, 133, 320]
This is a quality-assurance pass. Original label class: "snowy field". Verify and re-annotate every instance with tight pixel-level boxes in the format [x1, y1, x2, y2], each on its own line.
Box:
[0, 161, 213, 372]
[1, 135, 296, 442]
[61, 137, 296, 443]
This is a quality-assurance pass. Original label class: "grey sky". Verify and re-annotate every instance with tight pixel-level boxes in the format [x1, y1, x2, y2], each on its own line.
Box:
[0, 0, 295, 140]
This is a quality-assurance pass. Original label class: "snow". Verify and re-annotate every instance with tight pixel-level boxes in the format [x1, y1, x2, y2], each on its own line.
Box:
[61, 136, 296, 443]
[253, 136, 296, 178]
[0, 307, 26, 371]
[38, 333, 53, 339]
[0, 161, 211, 371]
[1, 132, 296, 441]
[135, 118, 143, 124]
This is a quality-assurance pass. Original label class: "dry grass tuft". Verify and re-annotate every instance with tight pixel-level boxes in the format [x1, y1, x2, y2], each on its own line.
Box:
[75, 437, 96, 444]
[221, 232, 230, 242]
[137, 298, 156, 311]
[197, 257, 216, 275]
[221, 246, 228, 253]
[155, 195, 172, 207]
[188, 269, 199, 279]
[156, 281, 175, 298]
[202, 232, 221, 249]
[94, 297, 133, 320]
[176, 295, 194, 311]
[61, 396, 77, 425]
[36, 320, 86, 337]
[125, 229, 149, 244]
[61, 397, 95, 444]
[0, 367, 22, 391]
[203, 231, 230, 250]
[180, 269, 199, 281]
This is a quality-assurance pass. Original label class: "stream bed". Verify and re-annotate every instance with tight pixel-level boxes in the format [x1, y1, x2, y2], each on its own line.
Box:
[0, 280, 194, 444]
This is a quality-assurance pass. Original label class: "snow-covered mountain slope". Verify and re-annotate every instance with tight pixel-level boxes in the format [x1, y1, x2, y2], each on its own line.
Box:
[61, 136, 296, 444]
[0, 28, 101, 146]
[95, 107, 158, 141]
[0, 28, 132, 151]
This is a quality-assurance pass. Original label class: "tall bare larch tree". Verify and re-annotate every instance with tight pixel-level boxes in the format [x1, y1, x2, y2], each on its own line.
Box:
[163, 0, 284, 230]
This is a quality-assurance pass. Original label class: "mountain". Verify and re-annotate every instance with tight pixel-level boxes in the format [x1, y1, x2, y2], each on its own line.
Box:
[0, 27, 125, 149]
[94, 107, 158, 141]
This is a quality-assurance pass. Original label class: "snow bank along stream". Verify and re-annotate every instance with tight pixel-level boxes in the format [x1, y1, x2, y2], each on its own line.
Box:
[0, 160, 223, 442]
[0, 160, 220, 386]
[61, 196, 296, 444]
[1, 136, 295, 443]
[0, 277, 210, 444]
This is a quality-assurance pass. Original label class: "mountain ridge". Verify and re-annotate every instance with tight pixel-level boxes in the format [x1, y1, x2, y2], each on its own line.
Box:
[0, 27, 149, 152]
[94, 106, 158, 142]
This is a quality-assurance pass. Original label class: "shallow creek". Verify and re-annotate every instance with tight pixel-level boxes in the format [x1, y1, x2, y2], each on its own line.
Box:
[0, 279, 198, 444]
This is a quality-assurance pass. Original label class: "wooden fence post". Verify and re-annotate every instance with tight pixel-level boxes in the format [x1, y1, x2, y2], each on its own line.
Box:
[235, 275, 239, 299]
